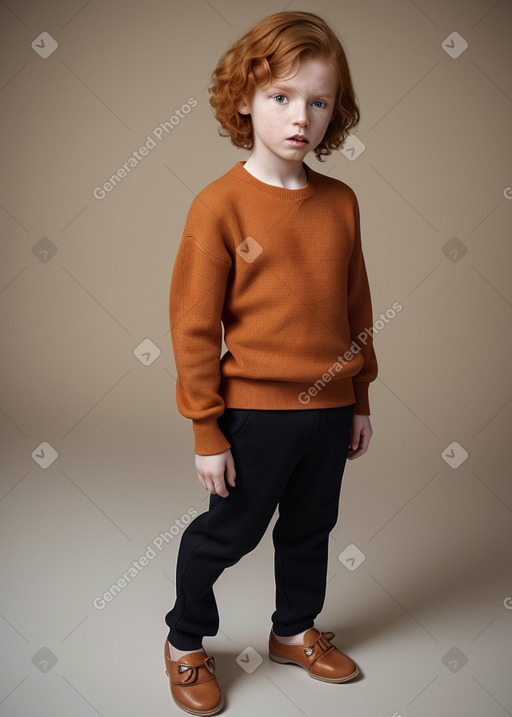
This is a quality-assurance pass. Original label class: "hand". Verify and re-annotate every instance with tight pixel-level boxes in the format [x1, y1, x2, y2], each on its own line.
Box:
[347, 414, 372, 460]
[194, 448, 236, 498]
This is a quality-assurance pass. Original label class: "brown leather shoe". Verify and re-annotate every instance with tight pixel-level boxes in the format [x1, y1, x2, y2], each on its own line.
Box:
[268, 627, 359, 683]
[164, 639, 223, 715]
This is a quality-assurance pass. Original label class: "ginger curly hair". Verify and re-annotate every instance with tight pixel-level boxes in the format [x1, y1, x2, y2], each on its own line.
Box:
[208, 11, 360, 161]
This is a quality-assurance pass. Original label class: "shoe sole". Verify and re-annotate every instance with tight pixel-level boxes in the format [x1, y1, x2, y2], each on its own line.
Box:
[169, 688, 224, 716]
[268, 652, 359, 683]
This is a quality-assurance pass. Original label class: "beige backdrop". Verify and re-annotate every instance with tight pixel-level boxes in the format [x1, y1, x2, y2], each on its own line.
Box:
[1, 1, 511, 715]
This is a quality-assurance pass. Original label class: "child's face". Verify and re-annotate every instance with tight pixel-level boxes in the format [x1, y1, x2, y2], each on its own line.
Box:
[238, 55, 338, 165]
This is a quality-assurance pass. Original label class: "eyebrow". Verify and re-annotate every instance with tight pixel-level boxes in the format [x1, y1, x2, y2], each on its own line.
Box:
[269, 83, 335, 99]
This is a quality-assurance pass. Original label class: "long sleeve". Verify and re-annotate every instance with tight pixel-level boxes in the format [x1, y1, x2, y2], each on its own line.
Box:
[347, 194, 378, 414]
[169, 228, 232, 455]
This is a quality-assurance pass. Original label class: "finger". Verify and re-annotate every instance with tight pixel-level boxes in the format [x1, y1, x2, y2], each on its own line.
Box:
[200, 474, 217, 494]
[214, 478, 229, 498]
[203, 471, 227, 497]
[347, 436, 369, 460]
[350, 429, 361, 451]
[225, 455, 236, 488]
[347, 446, 365, 460]
[360, 432, 370, 453]
[202, 476, 213, 493]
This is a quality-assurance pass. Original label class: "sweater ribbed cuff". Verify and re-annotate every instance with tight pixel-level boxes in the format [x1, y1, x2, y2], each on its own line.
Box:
[353, 381, 370, 415]
[192, 417, 231, 456]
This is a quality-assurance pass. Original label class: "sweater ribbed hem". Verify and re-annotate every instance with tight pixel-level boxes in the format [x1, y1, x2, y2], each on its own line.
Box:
[220, 375, 357, 411]
[352, 381, 370, 415]
[192, 416, 232, 456]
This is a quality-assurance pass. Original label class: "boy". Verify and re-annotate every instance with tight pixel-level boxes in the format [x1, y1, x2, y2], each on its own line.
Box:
[164, 11, 377, 715]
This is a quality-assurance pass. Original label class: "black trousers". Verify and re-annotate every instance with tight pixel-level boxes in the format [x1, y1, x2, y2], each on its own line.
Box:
[165, 404, 355, 651]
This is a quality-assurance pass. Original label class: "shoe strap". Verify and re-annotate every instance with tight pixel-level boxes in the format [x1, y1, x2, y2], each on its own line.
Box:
[174, 656, 216, 685]
[305, 631, 336, 662]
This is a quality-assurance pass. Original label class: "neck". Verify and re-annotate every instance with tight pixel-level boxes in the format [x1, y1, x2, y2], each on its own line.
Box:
[242, 152, 308, 189]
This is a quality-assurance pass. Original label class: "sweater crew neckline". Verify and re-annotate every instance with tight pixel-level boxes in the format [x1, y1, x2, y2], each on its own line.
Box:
[232, 161, 316, 201]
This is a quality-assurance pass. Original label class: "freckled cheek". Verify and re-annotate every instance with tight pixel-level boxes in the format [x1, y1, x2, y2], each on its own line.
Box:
[262, 117, 280, 136]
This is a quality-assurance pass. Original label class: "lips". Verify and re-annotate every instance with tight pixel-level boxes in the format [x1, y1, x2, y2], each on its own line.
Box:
[287, 135, 308, 143]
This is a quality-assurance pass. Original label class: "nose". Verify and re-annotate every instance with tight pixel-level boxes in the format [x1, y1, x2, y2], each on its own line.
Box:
[292, 99, 309, 128]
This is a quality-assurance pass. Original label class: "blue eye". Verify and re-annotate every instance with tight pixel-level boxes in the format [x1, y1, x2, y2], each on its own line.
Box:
[273, 94, 287, 104]
[313, 100, 327, 109]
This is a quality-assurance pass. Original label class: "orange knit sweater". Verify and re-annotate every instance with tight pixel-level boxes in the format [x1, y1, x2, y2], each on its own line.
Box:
[169, 161, 378, 455]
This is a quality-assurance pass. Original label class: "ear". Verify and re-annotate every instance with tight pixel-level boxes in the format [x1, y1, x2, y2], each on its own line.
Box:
[237, 97, 251, 115]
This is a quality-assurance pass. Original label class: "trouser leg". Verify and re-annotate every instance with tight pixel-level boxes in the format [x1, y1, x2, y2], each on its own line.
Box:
[165, 408, 315, 650]
[271, 405, 354, 636]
